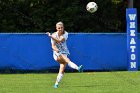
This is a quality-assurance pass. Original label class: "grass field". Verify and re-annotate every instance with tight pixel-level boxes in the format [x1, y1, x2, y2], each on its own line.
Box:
[0, 71, 140, 93]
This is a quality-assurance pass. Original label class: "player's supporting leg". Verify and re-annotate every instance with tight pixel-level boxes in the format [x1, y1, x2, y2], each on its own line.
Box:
[60, 54, 83, 72]
[54, 63, 66, 88]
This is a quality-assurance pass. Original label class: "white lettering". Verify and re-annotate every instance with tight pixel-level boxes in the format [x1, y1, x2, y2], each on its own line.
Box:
[130, 62, 136, 68]
[130, 30, 135, 36]
[130, 38, 136, 44]
[130, 46, 136, 52]
[129, 14, 136, 20]
[130, 22, 135, 28]
[131, 54, 136, 60]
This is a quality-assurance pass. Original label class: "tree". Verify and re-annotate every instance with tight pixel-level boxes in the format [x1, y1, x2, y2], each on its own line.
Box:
[0, 0, 139, 33]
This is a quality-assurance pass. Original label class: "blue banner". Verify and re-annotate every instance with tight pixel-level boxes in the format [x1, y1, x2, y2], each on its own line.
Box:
[126, 8, 138, 71]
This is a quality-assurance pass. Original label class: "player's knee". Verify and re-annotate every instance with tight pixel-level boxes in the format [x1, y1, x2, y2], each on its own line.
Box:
[56, 57, 61, 61]
[56, 57, 64, 63]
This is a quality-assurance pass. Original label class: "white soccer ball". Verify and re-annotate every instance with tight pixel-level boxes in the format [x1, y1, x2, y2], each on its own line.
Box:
[86, 2, 98, 13]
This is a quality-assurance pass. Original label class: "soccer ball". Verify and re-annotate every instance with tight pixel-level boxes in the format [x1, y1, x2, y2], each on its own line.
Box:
[86, 2, 98, 13]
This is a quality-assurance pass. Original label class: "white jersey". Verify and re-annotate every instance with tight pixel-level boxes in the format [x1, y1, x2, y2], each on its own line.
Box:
[51, 31, 70, 56]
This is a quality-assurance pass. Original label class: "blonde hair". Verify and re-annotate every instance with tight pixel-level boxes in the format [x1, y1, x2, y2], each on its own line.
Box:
[56, 21, 64, 27]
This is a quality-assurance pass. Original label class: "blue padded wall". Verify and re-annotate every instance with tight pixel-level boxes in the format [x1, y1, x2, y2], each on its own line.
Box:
[0, 33, 139, 70]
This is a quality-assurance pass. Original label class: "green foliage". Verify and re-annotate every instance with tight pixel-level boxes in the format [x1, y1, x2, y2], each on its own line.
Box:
[0, 0, 139, 33]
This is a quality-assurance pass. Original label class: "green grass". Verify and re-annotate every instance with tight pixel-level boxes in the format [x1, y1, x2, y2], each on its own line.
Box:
[0, 71, 140, 93]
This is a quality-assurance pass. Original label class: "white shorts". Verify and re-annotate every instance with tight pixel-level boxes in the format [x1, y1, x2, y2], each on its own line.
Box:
[53, 51, 68, 61]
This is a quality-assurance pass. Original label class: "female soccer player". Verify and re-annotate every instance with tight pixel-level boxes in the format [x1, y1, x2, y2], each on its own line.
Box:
[47, 21, 83, 88]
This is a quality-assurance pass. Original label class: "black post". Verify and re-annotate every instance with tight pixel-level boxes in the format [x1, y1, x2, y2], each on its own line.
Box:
[128, 0, 134, 8]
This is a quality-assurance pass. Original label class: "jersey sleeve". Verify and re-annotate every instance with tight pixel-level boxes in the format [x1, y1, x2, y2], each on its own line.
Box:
[51, 33, 56, 44]
[63, 31, 68, 40]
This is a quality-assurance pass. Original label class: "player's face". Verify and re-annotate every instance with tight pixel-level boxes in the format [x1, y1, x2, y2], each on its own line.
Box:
[56, 24, 64, 34]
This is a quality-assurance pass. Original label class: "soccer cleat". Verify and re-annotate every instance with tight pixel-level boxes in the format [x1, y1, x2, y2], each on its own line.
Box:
[78, 65, 83, 72]
[54, 84, 58, 88]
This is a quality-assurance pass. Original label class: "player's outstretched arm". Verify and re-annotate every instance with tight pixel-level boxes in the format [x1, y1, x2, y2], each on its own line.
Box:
[46, 32, 65, 43]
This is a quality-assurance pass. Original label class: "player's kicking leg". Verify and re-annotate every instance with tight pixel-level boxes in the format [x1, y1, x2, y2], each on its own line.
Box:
[60, 54, 83, 72]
